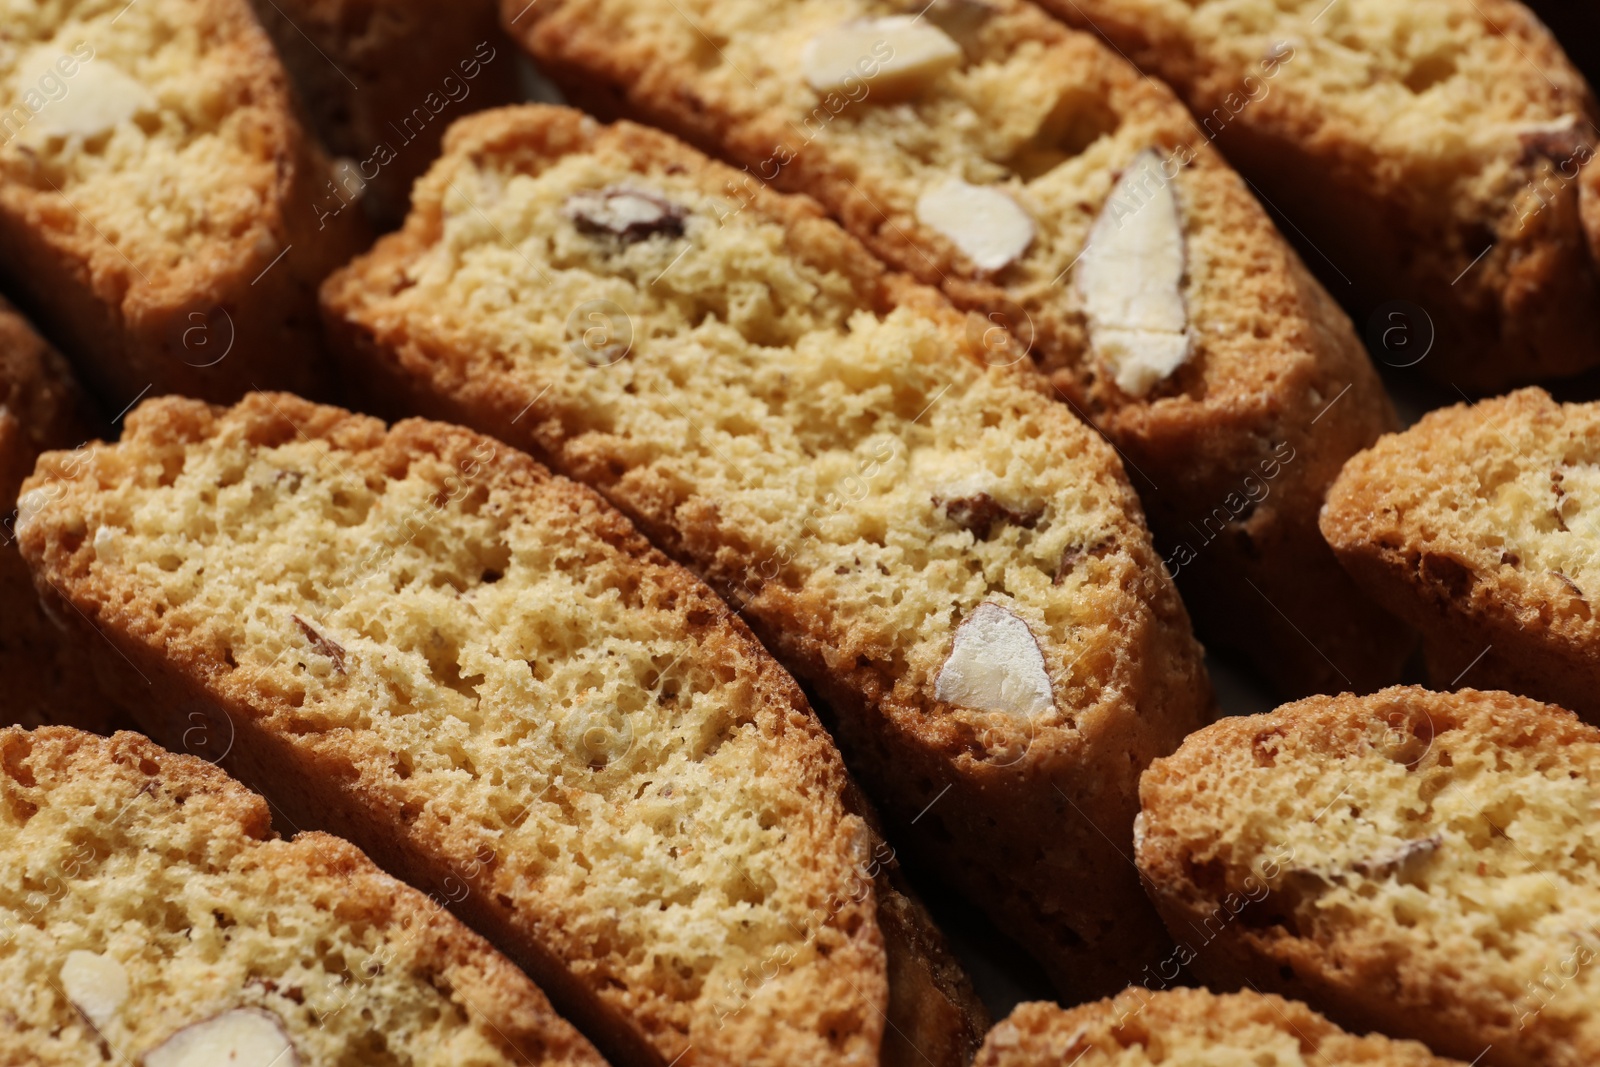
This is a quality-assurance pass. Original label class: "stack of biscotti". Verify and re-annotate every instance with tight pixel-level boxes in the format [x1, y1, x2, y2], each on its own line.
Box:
[503, 0, 1409, 697]
[16, 392, 988, 1067]
[0, 0, 368, 406]
[248, 0, 520, 228]
[1321, 388, 1600, 720]
[0, 298, 107, 731]
[319, 103, 1214, 999]
[0, 725, 604, 1067]
[1136, 686, 1600, 1067]
[1043, 0, 1600, 392]
[977, 989, 1464, 1066]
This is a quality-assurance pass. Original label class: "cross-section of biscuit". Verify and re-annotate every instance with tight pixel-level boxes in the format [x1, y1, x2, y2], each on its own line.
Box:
[0, 297, 107, 732]
[1044, 0, 1600, 393]
[12, 391, 979, 1067]
[504, 0, 1409, 697]
[0, 0, 368, 405]
[319, 103, 1213, 1000]
[976, 989, 1463, 1066]
[248, 0, 519, 228]
[1321, 387, 1600, 720]
[0, 726, 605, 1067]
[1137, 686, 1600, 1067]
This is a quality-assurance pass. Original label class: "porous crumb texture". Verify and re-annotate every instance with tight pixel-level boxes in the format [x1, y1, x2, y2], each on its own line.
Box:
[505, 0, 1407, 697]
[1046, 0, 1600, 391]
[0, 298, 107, 731]
[248, 0, 519, 228]
[1321, 388, 1600, 722]
[0, 0, 367, 403]
[1137, 686, 1600, 1067]
[0, 726, 604, 1067]
[16, 392, 889, 1067]
[321, 104, 1213, 998]
[976, 989, 1461, 1066]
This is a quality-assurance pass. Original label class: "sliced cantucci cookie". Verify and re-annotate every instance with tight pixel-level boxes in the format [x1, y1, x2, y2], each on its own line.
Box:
[976, 989, 1464, 1066]
[319, 104, 1213, 999]
[1042, 0, 1600, 393]
[1322, 387, 1600, 722]
[0, 297, 108, 732]
[15, 392, 986, 1067]
[506, 0, 1409, 699]
[0, 0, 368, 405]
[1136, 686, 1600, 1067]
[0, 726, 604, 1067]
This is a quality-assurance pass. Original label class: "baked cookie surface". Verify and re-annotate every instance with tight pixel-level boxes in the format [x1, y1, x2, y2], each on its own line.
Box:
[1043, 0, 1600, 393]
[14, 391, 930, 1067]
[504, 0, 1408, 697]
[321, 104, 1214, 998]
[0, 725, 604, 1067]
[1321, 387, 1600, 719]
[1137, 686, 1600, 1067]
[977, 988, 1462, 1066]
[0, 0, 368, 405]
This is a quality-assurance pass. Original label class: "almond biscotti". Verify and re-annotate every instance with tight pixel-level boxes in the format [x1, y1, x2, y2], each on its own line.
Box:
[15, 391, 983, 1067]
[248, 0, 519, 228]
[0, 0, 368, 406]
[505, 0, 1408, 697]
[0, 298, 106, 731]
[1137, 686, 1600, 1067]
[320, 104, 1214, 999]
[1, 726, 604, 1067]
[1321, 388, 1600, 720]
[977, 989, 1462, 1066]
[1044, 0, 1600, 392]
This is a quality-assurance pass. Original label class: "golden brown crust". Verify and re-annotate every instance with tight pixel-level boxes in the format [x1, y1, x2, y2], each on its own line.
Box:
[1136, 686, 1600, 1067]
[977, 989, 1463, 1065]
[17, 391, 896, 1067]
[248, 0, 519, 228]
[0, 0, 368, 407]
[503, 0, 1408, 697]
[1044, 0, 1600, 393]
[1321, 387, 1600, 720]
[0, 726, 605, 1067]
[0, 299, 107, 732]
[842, 777, 990, 1067]
[321, 103, 1215, 1000]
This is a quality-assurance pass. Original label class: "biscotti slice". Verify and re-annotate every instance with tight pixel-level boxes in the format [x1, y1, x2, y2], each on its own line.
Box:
[1136, 686, 1600, 1067]
[320, 103, 1213, 999]
[1, 726, 605, 1067]
[248, 0, 519, 228]
[505, 0, 1408, 697]
[977, 989, 1463, 1066]
[13, 391, 977, 1067]
[0, 0, 368, 406]
[1321, 387, 1600, 720]
[0, 297, 108, 731]
[1043, 0, 1600, 392]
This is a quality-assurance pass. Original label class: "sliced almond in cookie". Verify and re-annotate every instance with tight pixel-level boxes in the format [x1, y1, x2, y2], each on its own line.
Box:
[803, 16, 962, 97]
[143, 1008, 299, 1067]
[14, 50, 155, 144]
[935, 603, 1054, 717]
[916, 179, 1035, 272]
[60, 950, 128, 1030]
[565, 186, 686, 242]
[1075, 149, 1191, 397]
